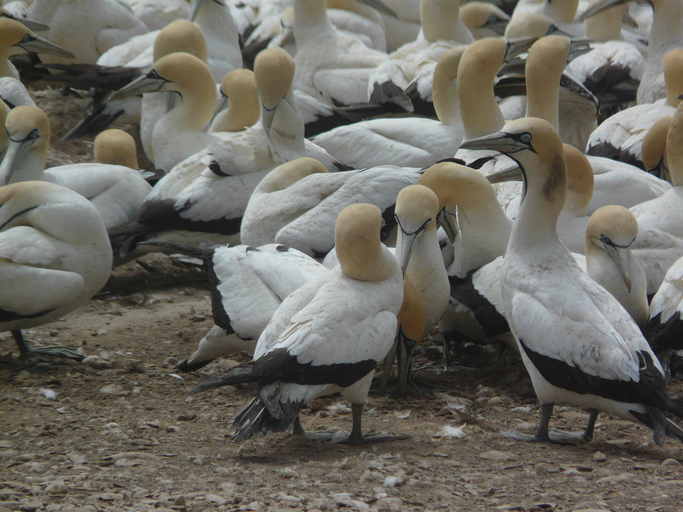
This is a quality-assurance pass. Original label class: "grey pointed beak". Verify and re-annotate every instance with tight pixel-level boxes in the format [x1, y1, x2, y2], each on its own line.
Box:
[18, 33, 74, 58]
[1, 11, 49, 32]
[0, 137, 29, 185]
[110, 70, 169, 100]
[397, 230, 418, 276]
[437, 208, 458, 244]
[358, 0, 398, 18]
[604, 242, 633, 292]
[190, 0, 206, 22]
[459, 131, 528, 154]
[577, 0, 632, 22]
[486, 165, 524, 184]
[208, 91, 229, 130]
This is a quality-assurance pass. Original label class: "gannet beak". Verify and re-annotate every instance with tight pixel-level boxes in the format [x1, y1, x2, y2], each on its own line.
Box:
[486, 165, 524, 183]
[1, 11, 49, 32]
[208, 91, 228, 129]
[505, 37, 536, 61]
[560, 72, 600, 107]
[18, 33, 74, 58]
[190, 0, 216, 22]
[357, 0, 398, 18]
[459, 131, 530, 154]
[397, 230, 417, 276]
[62, 102, 124, 141]
[0, 136, 31, 185]
[603, 239, 633, 292]
[110, 70, 169, 100]
[577, 0, 632, 22]
[437, 207, 458, 244]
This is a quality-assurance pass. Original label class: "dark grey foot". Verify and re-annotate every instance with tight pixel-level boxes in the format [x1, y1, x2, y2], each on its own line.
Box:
[13, 330, 84, 362]
[337, 432, 410, 445]
[501, 429, 589, 444]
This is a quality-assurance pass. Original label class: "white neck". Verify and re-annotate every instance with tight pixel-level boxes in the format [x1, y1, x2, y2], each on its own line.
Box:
[649, 0, 683, 59]
[450, 201, 511, 277]
[586, 245, 649, 325]
[264, 90, 306, 163]
[294, 0, 334, 41]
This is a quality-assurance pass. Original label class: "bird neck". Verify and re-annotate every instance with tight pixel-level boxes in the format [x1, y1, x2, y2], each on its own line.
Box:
[432, 69, 461, 126]
[264, 90, 307, 163]
[544, 0, 577, 24]
[212, 96, 260, 133]
[295, 0, 333, 40]
[421, 0, 472, 43]
[650, 0, 683, 63]
[458, 62, 504, 139]
[584, 5, 624, 41]
[450, 198, 511, 277]
[0, 48, 14, 78]
[193, 0, 239, 47]
[168, 79, 217, 133]
[509, 155, 566, 254]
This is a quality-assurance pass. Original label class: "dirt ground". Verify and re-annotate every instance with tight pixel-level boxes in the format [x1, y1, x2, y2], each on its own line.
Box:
[1, 87, 683, 512]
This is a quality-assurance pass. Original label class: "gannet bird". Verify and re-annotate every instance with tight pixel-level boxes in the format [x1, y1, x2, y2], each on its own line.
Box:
[26, 0, 148, 64]
[392, 184, 449, 393]
[586, 49, 683, 169]
[586, 205, 648, 326]
[0, 106, 151, 231]
[460, 2, 510, 39]
[496, 35, 599, 149]
[291, 0, 410, 112]
[367, 0, 472, 111]
[93, 129, 140, 170]
[630, 101, 683, 294]
[567, 0, 644, 116]
[177, 243, 328, 372]
[460, 117, 683, 445]
[580, 0, 682, 105]
[311, 47, 465, 168]
[197, 203, 406, 444]
[0, 181, 112, 360]
[243, 159, 420, 257]
[138, 49, 344, 236]
[0, 18, 73, 79]
[499, 143, 671, 224]
[120, 0, 190, 31]
[419, 162, 512, 343]
[647, 255, 683, 371]
[110, 52, 216, 173]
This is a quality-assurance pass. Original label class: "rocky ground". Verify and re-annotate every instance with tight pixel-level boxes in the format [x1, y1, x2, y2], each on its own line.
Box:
[1, 86, 682, 512]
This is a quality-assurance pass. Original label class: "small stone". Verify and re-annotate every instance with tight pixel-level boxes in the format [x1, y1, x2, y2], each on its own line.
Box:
[98, 384, 127, 395]
[177, 414, 197, 421]
[383, 476, 403, 488]
[597, 473, 632, 484]
[67, 452, 87, 465]
[0, 441, 13, 449]
[39, 388, 57, 400]
[376, 497, 403, 511]
[45, 481, 67, 495]
[19, 502, 42, 512]
[332, 493, 370, 511]
[82, 356, 112, 369]
[662, 458, 681, 467]
[435, 424, 465, 439]
[173, 496, 186, 507]
[479, 450, 515, 462]
[592, 451, 607, 463]
[205, 494, 227, 505]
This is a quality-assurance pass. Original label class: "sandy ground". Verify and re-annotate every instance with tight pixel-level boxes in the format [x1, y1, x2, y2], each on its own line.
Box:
[1, 86, 682, 512]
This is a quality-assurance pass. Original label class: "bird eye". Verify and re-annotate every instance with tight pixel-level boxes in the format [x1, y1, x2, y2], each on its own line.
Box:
[147, 69, 162, 80]
[519, 133, 532, 145]
[28, 128, 39, 140]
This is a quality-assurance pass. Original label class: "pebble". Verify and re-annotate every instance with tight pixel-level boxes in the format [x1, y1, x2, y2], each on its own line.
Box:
[597, 473, 632, 484]
[376, 497, 403, 511]
[383, 476, 403, 488]
[479, 450, 515, 462]
[205, 494, 227, 505]
[592, 451, 607, 463]
[82, 356, 113, 369]
[39, 389, 57, 400]
[435, 425, 465, 439]
[98, 384, 127, 396]
[662, 458, 681, 467]
[332, 493, 369, 511]
[45, 481, 67, 495]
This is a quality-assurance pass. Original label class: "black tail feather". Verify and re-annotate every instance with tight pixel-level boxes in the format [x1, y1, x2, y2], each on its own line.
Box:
[232, 395, 300, 441]
[192, 363, 256, 393]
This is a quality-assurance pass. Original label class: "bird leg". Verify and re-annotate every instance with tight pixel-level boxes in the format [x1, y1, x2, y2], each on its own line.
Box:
[292, 415, 343, 441]
[396, 332, 432, 396]
[337, 404, 409, 445]
[502, 404, 594, 444]
[13, 330, 85, 361]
